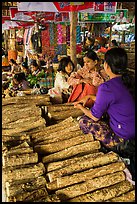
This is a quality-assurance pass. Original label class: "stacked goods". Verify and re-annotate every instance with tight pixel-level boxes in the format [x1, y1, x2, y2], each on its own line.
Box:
[2, 94, 51, 106]
[31, 118, 135, 202]
[2, 96, 135, 202]
[2, 103, 46, 136]
[44, 103, 83, 124]
[2, 142, 60, 202]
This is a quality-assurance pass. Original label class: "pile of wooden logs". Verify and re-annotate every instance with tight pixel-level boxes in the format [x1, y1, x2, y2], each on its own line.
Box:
[2, 95, 135, 202]
[31, 117, 135, 202]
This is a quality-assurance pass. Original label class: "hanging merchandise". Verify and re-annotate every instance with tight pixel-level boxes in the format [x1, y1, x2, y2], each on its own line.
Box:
[76, 25, 81, 44]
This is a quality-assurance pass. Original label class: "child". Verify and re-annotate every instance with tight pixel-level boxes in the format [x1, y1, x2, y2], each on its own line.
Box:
[48, 57, 75, 103]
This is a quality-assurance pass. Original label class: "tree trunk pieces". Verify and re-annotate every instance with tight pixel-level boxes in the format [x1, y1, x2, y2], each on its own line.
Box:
[68, 180, 134, 202]
[56, 171, 125, 200]
[42, 140, 101, 164]
[47, 161, 125, 190]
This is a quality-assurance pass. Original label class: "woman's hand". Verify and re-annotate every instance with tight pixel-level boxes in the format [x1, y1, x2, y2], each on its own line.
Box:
[73, 95, 91, 107]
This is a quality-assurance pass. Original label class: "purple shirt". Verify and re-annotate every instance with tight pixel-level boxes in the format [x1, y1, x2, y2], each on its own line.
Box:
[91, 77, 135, 140]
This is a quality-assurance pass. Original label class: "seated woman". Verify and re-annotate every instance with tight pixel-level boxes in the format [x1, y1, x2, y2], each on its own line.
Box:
[74, 47, 135, 154]
[48, 56, 75, 104]
[67, 50, 108, 108]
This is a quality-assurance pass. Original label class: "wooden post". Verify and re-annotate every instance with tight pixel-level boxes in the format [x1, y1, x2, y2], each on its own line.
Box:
[70, 11, 78, 68]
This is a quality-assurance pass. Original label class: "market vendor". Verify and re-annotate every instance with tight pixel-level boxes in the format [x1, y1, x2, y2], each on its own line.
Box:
[73, 47, 135, 151]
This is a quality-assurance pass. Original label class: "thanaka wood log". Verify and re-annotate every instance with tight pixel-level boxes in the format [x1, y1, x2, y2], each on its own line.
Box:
[2, 115, 45, 129]
[48, 109, 83, 121]
[46, 152, 102, 172]
[42, 140, 101, 164]
[68, 180, 134, 202]
[5, 176, 47, 197]
[56, 171, 126, 200]
[47, 103, 74, 112]
[34, 133, 94, 154]
[46, 151, 119, 182]
[30, 117, 76, 139]
[2, 95, 51, 106]
[107, 190, 135, 202]
[2, 117, 46, 136]
[4, 141, 33, 156]
[37, 130, 83, 145]
[2, 134, 30, 143]
[3, 162, 45, 183]
[47, 161, 125, 190]
[3, 152, 38, 168]
[2, 105, 42, 125]
[32, 123, 80, 144]
[10, 187, 49, 202]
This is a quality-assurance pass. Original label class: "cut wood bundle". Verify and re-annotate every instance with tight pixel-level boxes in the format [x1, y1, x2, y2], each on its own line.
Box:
[2, 134, 30, 143]
[2, 115, 45, 129]
[46, 151, 118, 182]
[47, 161, 125, 190]
[3, 162, 45, 183]
[32, 122, 80, 144]
[10, 187, 49, 202]
[46, 152, 103, 172]
[47, 103, 74, 112]
[5, 141, 33, 155]
[2, 117, 46, 136]
[33, 194, 60, 202]
[34, 133, 94, 154]
[30, 116, 76, 139]
[107, 190, 135, 202]
[42, 140, 101, 164]
[5, 176, 47, 197]
[2, 95, 51, 106]
[2, 105, 42, 125]
[68, 180, 134, 202]
[3, 141, 33, 156]
[56, 171, 126, 200]
[48, 109, 83, 121]
[3, 152, 38, 168]
[37, 130, 83, 145]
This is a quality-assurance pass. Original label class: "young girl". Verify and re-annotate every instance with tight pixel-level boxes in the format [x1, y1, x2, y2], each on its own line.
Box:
[48, 57, 75, 103]
[74, 47, 135, 150]
[67, 50, 108, 107]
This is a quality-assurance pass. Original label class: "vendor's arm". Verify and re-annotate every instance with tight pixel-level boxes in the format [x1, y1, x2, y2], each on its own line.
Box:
[74, 94, 96, 107]
[74, 103, 99, 121]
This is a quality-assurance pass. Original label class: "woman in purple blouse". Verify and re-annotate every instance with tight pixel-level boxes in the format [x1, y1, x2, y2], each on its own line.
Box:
[74, 47, 135, 150]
